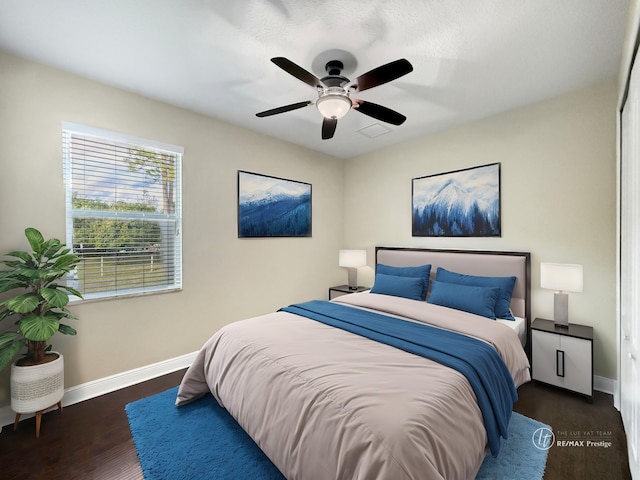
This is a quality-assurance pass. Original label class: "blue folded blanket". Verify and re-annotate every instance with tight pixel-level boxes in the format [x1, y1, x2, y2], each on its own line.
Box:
[280, 300, 517, 456]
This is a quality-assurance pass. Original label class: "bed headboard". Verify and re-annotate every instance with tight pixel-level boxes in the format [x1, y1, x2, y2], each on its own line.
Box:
[375, 247, 531, 343]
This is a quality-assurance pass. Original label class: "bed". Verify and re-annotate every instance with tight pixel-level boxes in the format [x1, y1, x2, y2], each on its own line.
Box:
[176, 247, 531, 480]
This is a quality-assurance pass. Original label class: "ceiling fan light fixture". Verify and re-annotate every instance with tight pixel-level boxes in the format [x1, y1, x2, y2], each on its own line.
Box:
[316, 94, 351, 119]
[257, 56, 413, 139]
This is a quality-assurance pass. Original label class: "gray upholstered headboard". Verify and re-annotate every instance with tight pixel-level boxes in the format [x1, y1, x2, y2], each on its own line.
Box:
[375, 247, 531, 334]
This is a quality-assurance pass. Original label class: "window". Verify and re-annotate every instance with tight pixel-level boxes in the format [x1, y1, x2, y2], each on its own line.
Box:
[63, 123, 183, 300]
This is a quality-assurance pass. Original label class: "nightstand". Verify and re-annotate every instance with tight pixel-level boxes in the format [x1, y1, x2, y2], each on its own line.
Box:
[531, 318, 593, 400]
[329, 285, 368, 300]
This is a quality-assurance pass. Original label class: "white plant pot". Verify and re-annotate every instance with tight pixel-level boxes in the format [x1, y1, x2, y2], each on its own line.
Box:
[10, 352, 64, 414]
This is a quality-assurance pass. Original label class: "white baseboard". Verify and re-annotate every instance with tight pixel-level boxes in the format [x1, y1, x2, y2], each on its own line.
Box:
[594, 374, 619, 408]
[0, 351, 197, 429]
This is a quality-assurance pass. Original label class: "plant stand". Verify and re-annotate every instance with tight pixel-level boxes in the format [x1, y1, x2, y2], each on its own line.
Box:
[10, 352, 64, 437]
[13, 401, 63, 438]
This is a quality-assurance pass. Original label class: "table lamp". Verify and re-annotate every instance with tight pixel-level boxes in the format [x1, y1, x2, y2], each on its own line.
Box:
[540, 262, 583, 327]
[339, 249, 367, 290]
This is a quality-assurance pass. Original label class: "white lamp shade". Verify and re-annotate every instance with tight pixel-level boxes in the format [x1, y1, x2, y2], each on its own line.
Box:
[339, 249, 367, 268]
[317, 95, 351, 119]
[540, 262, 583, 293]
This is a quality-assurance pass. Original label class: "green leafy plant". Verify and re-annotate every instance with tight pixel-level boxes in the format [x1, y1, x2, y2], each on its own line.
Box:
[0, 228, 82, 370]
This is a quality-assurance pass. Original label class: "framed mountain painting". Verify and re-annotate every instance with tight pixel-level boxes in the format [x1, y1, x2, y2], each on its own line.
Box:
[412, 163, 501, 237]
[238, 170, 312, 237]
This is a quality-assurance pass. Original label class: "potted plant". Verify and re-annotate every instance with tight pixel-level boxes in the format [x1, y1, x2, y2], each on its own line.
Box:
[0, 227, 82, 435]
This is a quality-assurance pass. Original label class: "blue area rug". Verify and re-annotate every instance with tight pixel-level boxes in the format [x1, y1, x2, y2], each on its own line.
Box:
[126, 387, 549, 480]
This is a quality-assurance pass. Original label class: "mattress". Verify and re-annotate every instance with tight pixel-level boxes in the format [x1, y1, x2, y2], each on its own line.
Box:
[498, 316, 527, 346]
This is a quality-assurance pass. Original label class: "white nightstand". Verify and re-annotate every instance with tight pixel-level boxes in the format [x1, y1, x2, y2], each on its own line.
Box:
[328, 285, 368, 300]
[531, 318, 593, 400]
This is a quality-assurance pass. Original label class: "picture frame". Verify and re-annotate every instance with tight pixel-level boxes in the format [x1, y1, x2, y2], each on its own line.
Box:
[412, 163, 501, 237]
[238, 170, 312, 238]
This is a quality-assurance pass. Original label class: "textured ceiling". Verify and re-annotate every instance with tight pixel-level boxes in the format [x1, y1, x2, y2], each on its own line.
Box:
[0, 0, 629, 159]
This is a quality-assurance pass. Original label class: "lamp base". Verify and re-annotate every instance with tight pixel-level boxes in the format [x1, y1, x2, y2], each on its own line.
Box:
[554, 292, 569, 327]
[347, 268, 358, 290]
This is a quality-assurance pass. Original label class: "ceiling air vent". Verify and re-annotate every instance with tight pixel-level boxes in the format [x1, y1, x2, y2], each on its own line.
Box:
[357, 123, 391, 138]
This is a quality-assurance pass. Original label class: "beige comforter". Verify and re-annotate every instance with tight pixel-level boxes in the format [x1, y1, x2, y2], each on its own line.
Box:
[176, 292, 531, 480]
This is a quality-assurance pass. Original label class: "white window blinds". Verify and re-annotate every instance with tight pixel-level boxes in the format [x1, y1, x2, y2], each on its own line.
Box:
[63, 124, 183, 300]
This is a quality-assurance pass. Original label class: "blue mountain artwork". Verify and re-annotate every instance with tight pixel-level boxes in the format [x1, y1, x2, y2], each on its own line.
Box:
[413, 178, 499, 236]
[239, 191, 311, 237]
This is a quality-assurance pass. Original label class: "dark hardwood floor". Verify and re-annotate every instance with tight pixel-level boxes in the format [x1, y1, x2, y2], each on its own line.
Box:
[0, 371, 631, 480]
[514, 382, 631, 480]
[0, 370, 185, 480]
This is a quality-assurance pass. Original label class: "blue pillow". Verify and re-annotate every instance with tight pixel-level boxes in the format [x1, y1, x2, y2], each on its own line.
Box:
[376, 263, 431, 300]
[427, 280, 500, 319]
[435, 268, 516, 320]
[370, 273, 425, 301]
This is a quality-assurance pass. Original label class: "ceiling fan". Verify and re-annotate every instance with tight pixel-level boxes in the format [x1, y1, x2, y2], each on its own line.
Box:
[256, 57, 413, 140]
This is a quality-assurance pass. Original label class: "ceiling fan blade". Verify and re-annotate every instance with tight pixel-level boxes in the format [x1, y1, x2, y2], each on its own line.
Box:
[256, 101, 313, 117]
[322, 117, 338, 140]
[353, 100, 407, 125]
[352, 58, 413, 92]
[271, 57, 325, 89]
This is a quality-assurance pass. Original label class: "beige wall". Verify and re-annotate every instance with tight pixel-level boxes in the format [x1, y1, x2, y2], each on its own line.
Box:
[0, 51, 345, 406]
[344, 81, 618, 380]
